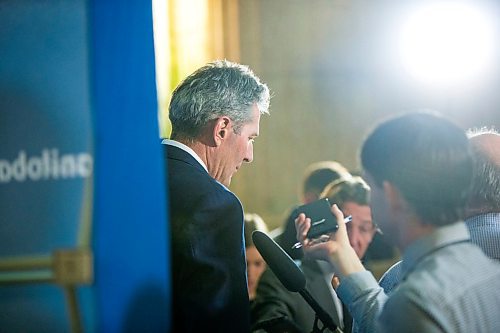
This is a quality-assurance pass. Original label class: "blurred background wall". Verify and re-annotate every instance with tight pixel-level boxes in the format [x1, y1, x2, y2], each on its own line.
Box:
[155, 0, 500, 230]
[230, 0, 500, 229]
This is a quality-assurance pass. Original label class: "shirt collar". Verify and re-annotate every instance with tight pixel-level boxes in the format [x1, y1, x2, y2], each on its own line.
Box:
[162, 138, 208, 173]
[401, 221, 470, 275]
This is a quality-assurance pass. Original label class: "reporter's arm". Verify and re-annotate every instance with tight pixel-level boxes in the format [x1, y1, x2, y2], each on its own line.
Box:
[295, 204, 387, 333]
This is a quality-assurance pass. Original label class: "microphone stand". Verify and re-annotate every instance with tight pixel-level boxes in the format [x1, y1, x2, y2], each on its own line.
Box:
[299, 289, 338, 333]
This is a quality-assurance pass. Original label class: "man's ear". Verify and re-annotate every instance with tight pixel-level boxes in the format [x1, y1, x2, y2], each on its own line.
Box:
[383, 181, 405, 213]
[213, 116, 231, 146]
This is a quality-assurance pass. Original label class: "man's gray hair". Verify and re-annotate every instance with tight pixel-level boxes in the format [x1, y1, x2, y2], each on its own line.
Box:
[467, 127, 500, 213]
[169, 60, 270, 140]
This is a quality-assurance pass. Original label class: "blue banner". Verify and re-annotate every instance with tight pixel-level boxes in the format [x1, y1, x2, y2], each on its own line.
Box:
[0, 1, 170, 332]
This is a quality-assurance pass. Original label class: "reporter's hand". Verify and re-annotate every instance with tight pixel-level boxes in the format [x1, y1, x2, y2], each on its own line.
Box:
[295, 204, 365, 279]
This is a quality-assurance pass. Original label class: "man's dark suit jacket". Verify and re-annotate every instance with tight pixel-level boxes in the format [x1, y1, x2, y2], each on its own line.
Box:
[165, 144, 250, 332]
[252, 258, 352, 333]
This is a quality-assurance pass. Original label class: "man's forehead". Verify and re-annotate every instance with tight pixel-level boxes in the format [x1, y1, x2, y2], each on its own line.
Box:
[343, 201, 371, 212]
[245, 104, 261, 134]
[470, 133, 500, 166]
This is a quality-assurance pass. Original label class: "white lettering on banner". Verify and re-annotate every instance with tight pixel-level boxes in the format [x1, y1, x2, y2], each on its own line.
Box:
[0, 149, 93, 183]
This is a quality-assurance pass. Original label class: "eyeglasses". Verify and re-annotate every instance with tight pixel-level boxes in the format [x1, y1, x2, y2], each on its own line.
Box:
[345, 221, 381, 237]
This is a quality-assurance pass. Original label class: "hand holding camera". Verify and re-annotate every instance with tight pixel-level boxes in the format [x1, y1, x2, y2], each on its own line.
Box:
[292, 198, 351, 248]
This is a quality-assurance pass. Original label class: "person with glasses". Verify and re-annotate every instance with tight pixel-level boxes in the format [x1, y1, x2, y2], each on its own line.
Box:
[252, 176, 376, 333]
[321, 177, 379, 263]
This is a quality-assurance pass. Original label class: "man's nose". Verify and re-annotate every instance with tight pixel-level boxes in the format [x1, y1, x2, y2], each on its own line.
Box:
[348, 227, 362, 247]
[244, 146, 254, 163]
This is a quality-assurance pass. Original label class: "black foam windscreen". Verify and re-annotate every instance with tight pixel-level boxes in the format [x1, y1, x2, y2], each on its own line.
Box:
[252, 230, 306, 292]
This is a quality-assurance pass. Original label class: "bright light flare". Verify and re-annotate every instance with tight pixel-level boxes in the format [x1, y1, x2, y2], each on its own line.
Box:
[398, 1, 496, 87]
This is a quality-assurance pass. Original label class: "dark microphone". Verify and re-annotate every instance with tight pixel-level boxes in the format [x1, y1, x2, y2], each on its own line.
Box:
[252, 230, 306, 292]
[252, 231, 338, 332]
